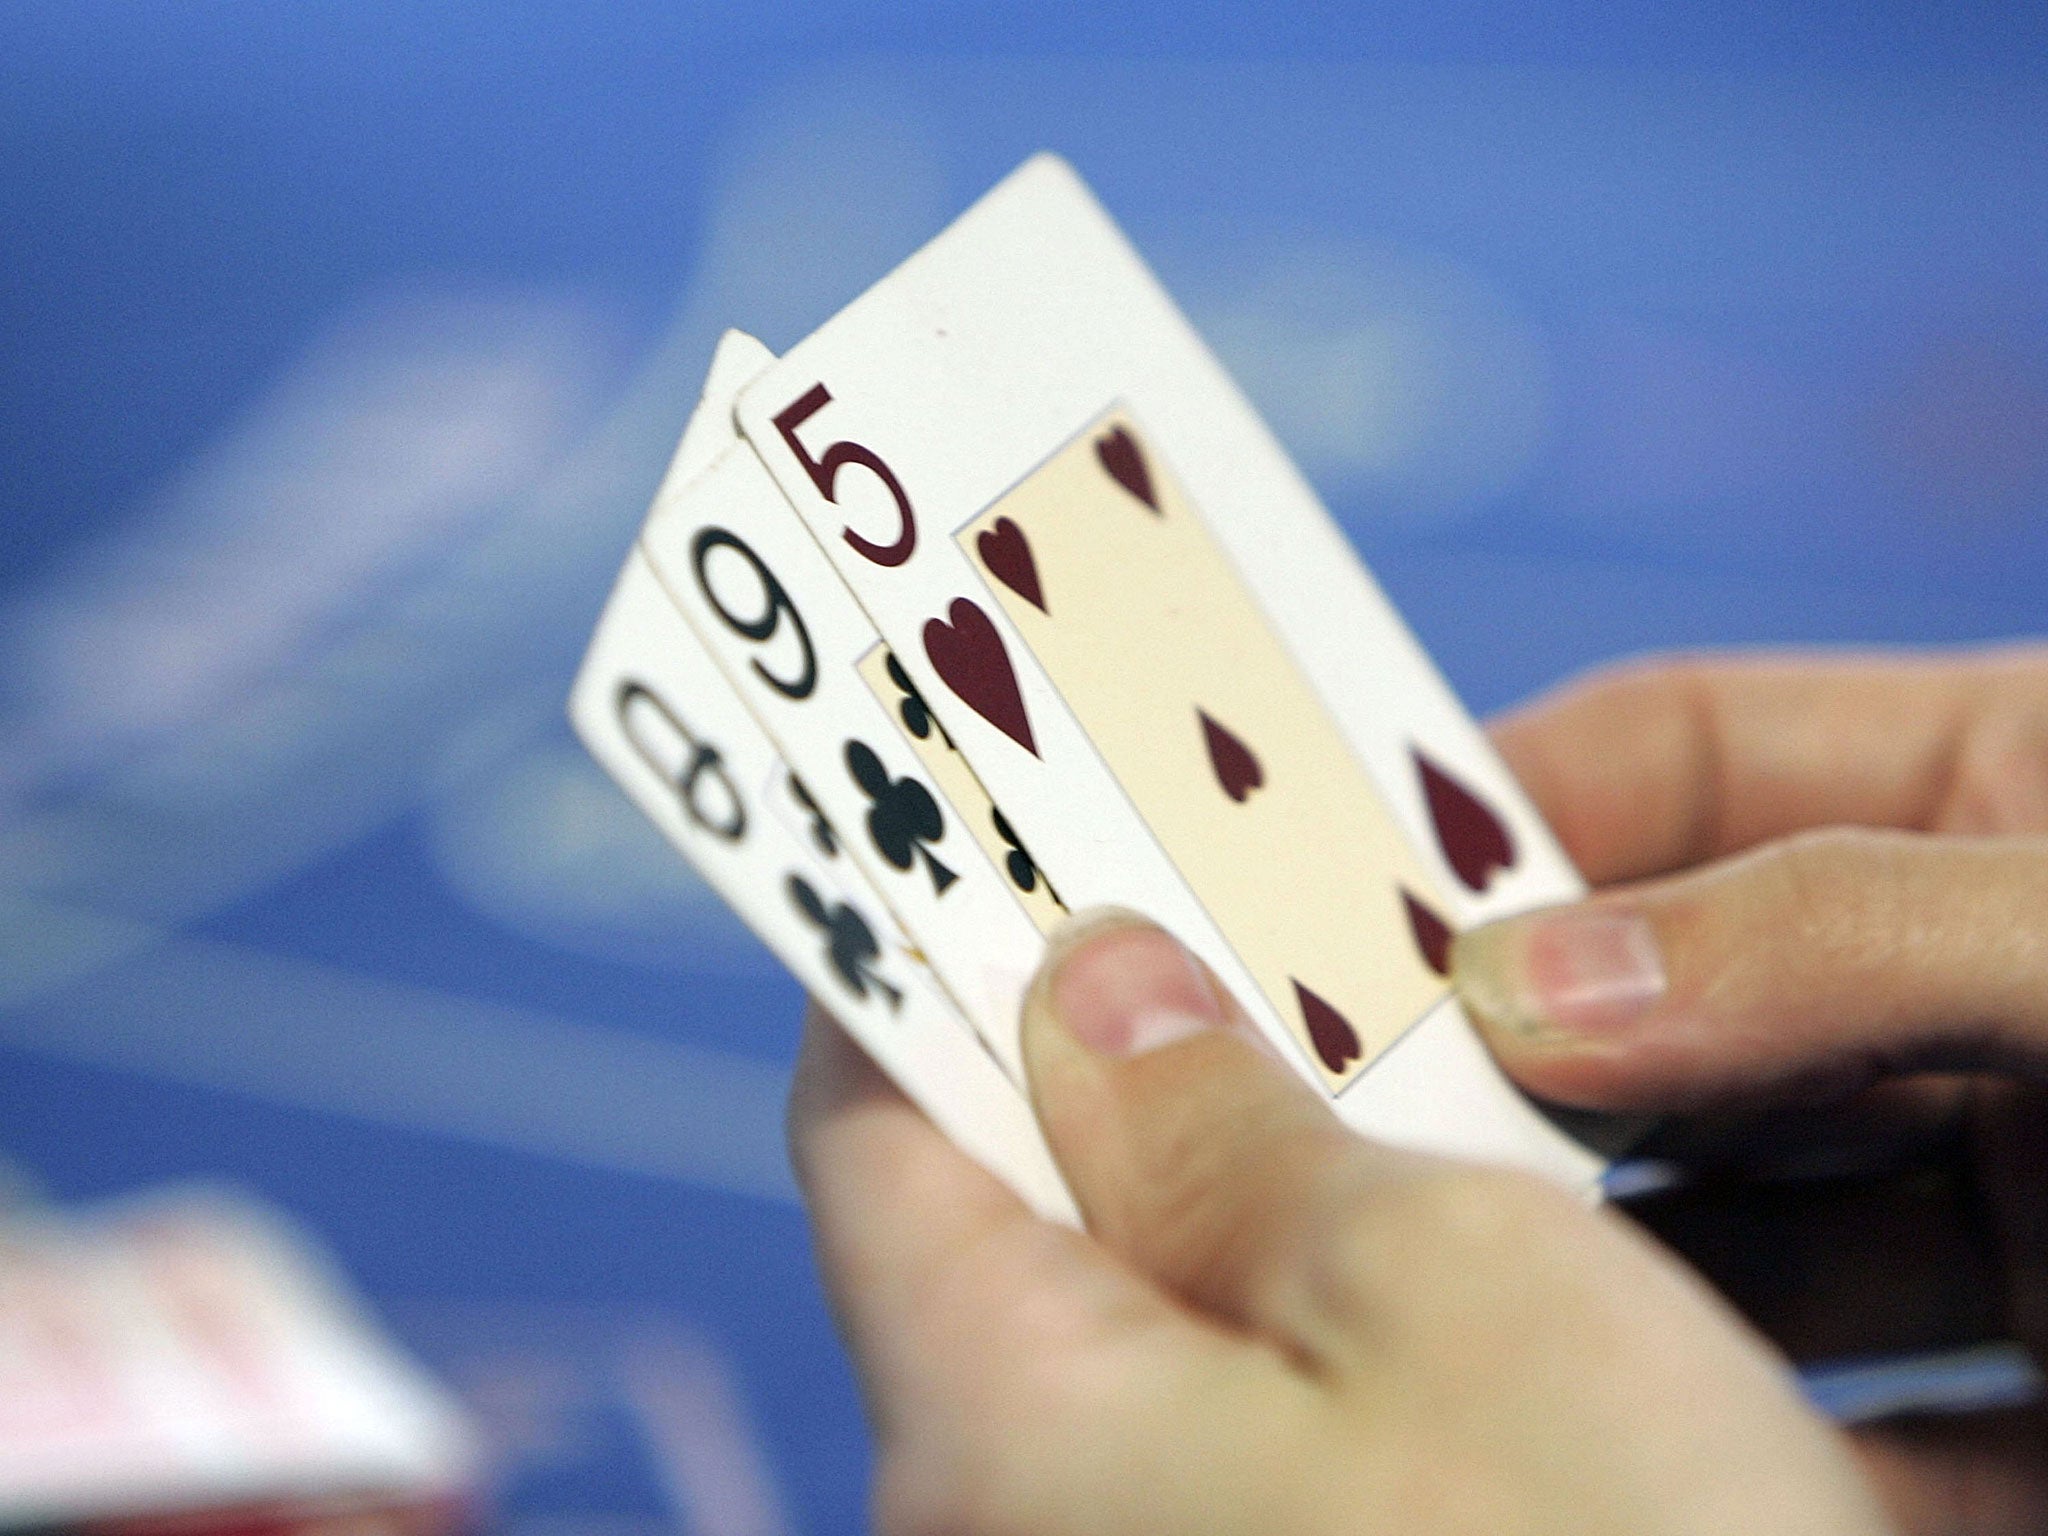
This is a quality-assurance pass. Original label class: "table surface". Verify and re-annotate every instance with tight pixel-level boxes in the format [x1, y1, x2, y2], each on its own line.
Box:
[4, 7, 2045, 1532]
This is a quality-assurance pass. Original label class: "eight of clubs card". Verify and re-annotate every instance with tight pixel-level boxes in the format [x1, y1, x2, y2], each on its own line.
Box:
[568, 550, 1077, 1222]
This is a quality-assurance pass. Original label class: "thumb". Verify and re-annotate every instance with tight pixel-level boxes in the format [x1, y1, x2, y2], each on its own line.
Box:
[1018, 909, 1448, 1366]
[1452, 828, 2048, 1111]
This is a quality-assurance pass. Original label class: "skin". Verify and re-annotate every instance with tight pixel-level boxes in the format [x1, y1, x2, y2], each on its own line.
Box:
[788, 645, 2048, 1535]
[1472, 647, 2048, 1533]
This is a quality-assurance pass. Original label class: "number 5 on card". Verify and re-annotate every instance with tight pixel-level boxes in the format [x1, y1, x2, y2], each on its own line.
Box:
[737, 154, 1606, 1189]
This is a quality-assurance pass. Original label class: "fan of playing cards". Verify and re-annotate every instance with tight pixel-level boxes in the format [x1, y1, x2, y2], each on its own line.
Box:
[570, 156, 1606, 1223]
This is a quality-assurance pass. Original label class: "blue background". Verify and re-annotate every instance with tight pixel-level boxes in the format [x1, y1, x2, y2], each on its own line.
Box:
[3, 5, 2045, 1532]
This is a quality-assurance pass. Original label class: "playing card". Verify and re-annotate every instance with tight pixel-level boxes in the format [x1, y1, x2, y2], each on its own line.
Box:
[641, 442, 1053, 1081]
[849, 644, 1071, 937]
[958, 407, 1456, 1087]
[0, 1190, 473, 1529]
[567, 549, 1076, 1222]
[668, 329, 779, 483]
[734, 155, 1603, 1187]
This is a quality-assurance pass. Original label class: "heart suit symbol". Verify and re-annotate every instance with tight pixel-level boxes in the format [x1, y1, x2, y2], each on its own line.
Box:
[1414, 748, 1517, 893]
[975, 516, 1046, 613]
[1292, 980, 1362, 1073]
[922, 598, 1037, 757]
[1401, 887, 1453, 976]
[1095, 423, 1159, 512]
[1199, 710, 1264, 802]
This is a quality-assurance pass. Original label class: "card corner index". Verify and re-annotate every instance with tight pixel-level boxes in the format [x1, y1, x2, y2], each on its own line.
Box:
[566, 556, 644, 720]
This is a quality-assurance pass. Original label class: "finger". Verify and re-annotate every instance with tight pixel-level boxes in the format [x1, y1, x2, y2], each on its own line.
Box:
[1022, 917, 1891, 1533]
[1489, 647, 2048, 883]
[1452, 828, 2048, 1111]
[791, 1005, 1322, 1536]
[1020, 909, 1588, 1372]
[787, 1005, 1175, 1439]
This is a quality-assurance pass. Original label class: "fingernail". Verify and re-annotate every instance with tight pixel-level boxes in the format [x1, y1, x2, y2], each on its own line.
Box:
[1039, 909, 1226, 1057]
[1451, 906, 1667, 1043]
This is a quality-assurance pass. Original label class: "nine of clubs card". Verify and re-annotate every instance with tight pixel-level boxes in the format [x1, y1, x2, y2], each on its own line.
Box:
[641, 437, 1053, 1081]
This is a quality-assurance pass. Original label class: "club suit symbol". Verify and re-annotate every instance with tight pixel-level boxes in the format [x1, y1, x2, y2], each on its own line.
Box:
[846, 739, 958, 896]
[787, 875, 901, 1011]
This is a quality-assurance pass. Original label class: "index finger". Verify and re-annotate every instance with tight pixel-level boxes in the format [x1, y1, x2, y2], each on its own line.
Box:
[1490, 646, 2048, 883]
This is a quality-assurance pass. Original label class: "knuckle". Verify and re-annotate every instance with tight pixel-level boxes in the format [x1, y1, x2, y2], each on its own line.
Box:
[1577, 650, 1704, 704]
[1508, 653, 1691, 739]
[1939, 647, 2048, 833]
[1109, 1059, 1279, 1280]
[1744, 827, 1911, 979]
[1759, 826, 1863, 910]
[1597, 651, 1728, 730]
[1949, 721, 2048, 834]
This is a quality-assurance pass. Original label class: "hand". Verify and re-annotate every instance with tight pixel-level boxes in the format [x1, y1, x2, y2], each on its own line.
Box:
[790, 912, 1885, 1534]
[1452, 647, 2048, 1534]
